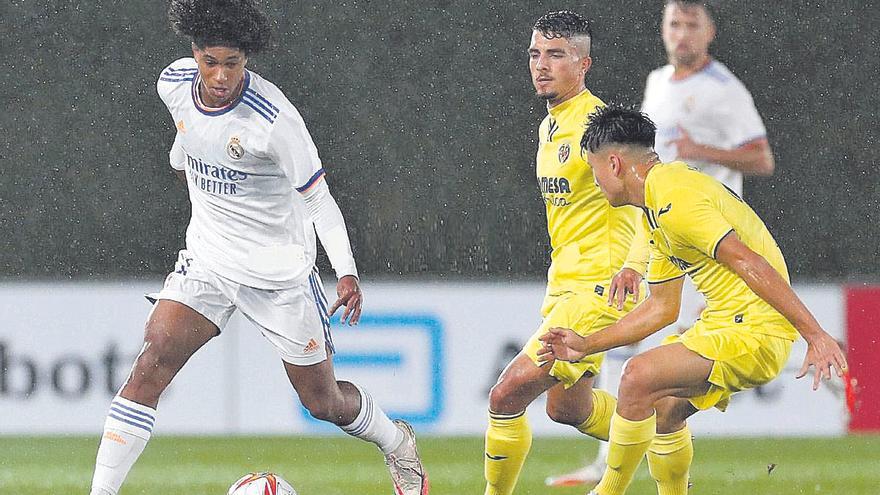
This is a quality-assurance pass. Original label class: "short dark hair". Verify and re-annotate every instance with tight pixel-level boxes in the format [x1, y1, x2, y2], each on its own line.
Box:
[168, 0, 272, 55]
[533, 11, 592, 41]
[665, 0, 716, 21]
[581, 105, 657, 153]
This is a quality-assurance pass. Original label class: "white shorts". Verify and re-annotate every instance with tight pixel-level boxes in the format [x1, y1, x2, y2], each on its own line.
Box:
[149, 250, 333, 366]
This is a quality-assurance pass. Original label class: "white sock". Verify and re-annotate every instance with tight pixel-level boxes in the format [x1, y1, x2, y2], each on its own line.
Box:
[90, 396, 156, 495]
[339, 384, 404, 455]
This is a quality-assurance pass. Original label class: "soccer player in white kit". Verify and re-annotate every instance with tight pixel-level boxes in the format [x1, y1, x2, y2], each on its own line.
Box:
[546, 0, 775, 487]
[88, 2, 428, 494]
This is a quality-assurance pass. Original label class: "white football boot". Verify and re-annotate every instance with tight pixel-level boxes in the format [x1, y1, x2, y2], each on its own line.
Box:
[385, 420, 429, 495]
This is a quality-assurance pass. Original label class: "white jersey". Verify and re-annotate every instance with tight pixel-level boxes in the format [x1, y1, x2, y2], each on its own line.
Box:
[641, 60, 767, 195]
[157, 58, 326, 289]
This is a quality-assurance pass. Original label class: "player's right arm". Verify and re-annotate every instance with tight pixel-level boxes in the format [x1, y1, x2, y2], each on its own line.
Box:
[267, 101, 362, 324]
[169, 131, 187, 184]
[538, 258, 684, 363]
[714, 232, 847, 389]
[157, 59, 195, 184]
[655, 182, 847, 389]
[608, 214, 651, 310]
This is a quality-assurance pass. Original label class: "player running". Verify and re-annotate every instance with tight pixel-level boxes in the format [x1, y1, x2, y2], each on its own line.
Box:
[88, 1, 427, 494]
[484, 11, 648, 495]
[539, 105, 845, 495]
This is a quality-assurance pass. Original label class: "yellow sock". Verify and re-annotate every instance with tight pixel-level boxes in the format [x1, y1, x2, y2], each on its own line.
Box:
[594, 412, 656, 495]
[484, 411, 532, 495]
[576, 389, 617, 441]
[647, 426, 693, 495]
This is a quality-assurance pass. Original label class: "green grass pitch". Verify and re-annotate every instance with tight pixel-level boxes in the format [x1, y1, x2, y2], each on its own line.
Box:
[1, 435, 878, 494]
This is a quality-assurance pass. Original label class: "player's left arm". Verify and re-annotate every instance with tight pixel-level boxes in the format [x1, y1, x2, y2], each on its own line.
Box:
[538, 276, 683, 363]
[672, 129, 774, 176]
[300, 181, 362, 325]
[715, 232, 847, 389]
[672, 82, 774, 175]
[269, 105, 362, 324]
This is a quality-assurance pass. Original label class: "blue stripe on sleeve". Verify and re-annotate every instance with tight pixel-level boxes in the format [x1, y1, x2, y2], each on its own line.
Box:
[241, 92, 278, 118]
[295, 169, 326, 193]
[159, 76, 195, 83]
[242, 96, 276, 123]
[245, 89, 280, 113]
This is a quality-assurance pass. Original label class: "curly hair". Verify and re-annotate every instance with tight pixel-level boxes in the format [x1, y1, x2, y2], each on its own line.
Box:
[533, 10, 592, 41]
[168, 0, 272, 54]
[581, 105, 656, 154]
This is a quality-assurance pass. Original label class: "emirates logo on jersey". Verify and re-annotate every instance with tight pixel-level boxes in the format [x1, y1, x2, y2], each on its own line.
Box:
[557, 142, 571, 164]
[226, 136, 244, 160]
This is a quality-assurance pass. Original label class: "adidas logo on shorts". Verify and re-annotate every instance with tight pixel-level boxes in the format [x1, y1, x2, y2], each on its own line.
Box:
[303, 338, 320, 354]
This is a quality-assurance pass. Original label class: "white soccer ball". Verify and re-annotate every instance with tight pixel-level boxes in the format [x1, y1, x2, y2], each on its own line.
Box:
[227, 472, 297, 495]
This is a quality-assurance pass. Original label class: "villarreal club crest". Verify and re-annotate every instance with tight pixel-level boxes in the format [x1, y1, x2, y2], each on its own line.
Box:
[557, 142, 571, 164]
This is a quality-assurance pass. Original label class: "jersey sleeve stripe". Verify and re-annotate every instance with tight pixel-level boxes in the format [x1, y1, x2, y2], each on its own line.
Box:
[295, 169, 326, 193]
[242, 96, 277, 123]
[711, 229, 736, 259]
[245, 88, 280, 113]
[241, 92, 279, 118]
[159, 76, 195, 83]
[161, 68, 198, 78]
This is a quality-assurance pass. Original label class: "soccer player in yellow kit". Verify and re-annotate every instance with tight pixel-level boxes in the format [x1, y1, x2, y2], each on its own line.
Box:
[539, 105, 846, 495]
[483, 12, 648, 495]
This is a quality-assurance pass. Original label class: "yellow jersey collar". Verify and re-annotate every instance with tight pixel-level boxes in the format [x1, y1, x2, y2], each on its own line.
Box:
[547, 88, 595, 117]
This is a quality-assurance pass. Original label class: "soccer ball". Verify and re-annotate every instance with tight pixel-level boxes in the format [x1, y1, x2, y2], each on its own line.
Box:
[227, 472, 297, 495]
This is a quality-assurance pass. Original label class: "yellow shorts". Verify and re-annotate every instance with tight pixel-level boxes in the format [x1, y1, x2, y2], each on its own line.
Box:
[523, 287, 635, 389]
[664, 320, 794, 411]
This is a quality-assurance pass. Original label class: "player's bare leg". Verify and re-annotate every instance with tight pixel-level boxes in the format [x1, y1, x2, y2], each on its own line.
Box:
[616, 344, 711, 420]
[546, 362, 615, 488]
[489, 353, 561, 414]
[283, 356, 362, 426]
[545, 372, 596, 426]
[90, 300, 220, 495]
[284, 355, 428, 495]
[121, 300, 221, 407]
[592, 344, 710, 495]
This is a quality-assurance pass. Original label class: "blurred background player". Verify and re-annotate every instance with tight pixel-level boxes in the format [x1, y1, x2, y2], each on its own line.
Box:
[540, 105, 846, 495]
[484, 11, 647, 495]
[87, 1, 427, 494]
[547, 1, 775, 486]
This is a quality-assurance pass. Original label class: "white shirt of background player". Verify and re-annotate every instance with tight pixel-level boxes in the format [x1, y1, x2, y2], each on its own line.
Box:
[640, 1, 774, 196]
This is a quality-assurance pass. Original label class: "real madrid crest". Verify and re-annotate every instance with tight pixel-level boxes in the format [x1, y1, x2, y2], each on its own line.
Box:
[226, 136, 244, 160]
[557, 142, 571, 164]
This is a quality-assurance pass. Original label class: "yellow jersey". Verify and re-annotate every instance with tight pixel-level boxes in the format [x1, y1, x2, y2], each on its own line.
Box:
[537, 89, 646, 293]
[644, 161, 797, 340]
